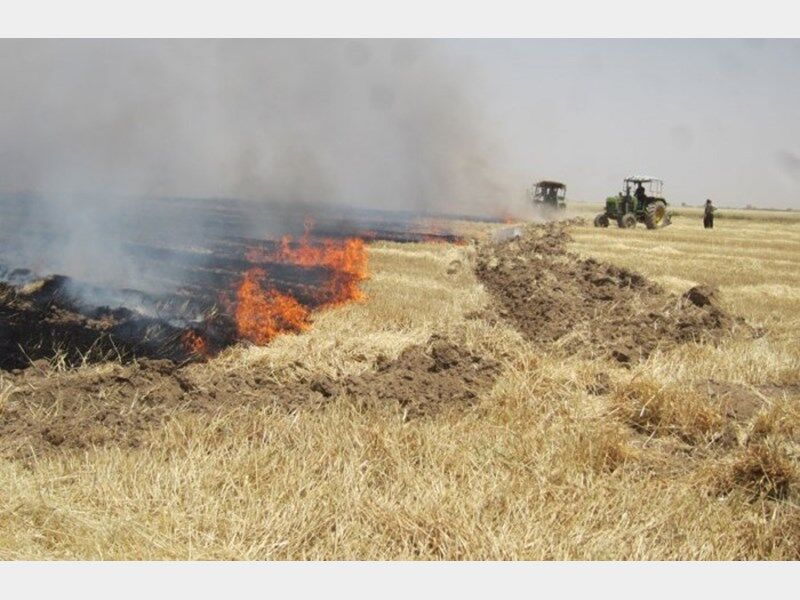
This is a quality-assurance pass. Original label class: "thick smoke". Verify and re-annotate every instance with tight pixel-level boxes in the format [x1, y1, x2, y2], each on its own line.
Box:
[0, 40, 515, 300]
[0, 39, 511, 209]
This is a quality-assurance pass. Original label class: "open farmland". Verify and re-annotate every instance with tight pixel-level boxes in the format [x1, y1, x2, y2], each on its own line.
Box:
[0, 209, 799, 559]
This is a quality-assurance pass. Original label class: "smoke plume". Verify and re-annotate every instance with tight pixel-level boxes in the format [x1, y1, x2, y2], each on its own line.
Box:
[0, 39, 515, 313]
[0, 39, 511, 210]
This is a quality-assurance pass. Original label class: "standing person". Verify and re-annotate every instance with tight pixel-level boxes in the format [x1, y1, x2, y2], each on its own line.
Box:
[704, 199, 716, 229]
[634, 182, 647, 209]
[621, 183, 632, 214]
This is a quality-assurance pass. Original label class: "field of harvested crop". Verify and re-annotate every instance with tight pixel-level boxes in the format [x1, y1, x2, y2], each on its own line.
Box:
[1, 208, 798, 559]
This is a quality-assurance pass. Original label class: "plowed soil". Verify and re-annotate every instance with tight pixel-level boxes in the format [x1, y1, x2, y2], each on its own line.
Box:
[340, 336, 500, 419]
[475, 220, 748, 364]
[0, 338, 499, 460]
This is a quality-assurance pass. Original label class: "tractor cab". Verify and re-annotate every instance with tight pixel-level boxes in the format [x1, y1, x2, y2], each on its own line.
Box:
[528, 180, 567, 211]
[624, 176, 663, 210]
[595, 175, 670, 230]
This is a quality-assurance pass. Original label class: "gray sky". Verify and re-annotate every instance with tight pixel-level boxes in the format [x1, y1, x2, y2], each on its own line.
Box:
[443, 39, 800, 208]
[1, 39, 799, 212]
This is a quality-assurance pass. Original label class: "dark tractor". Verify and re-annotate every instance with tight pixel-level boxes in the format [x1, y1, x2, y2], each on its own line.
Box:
[528, 180, 567, 212]
[594, 175, 670, 230]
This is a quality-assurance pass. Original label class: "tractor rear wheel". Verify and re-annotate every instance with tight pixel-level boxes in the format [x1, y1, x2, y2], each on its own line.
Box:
[645, 200, 668, 229]
[619, 213, 637, 228]
[594, 214, 609, 228]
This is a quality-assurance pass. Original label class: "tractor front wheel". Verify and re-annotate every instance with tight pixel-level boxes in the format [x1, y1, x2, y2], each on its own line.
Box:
[619, 213, 637, 229]
[594, 214, 610, 228]
[645, 200, 668, 229]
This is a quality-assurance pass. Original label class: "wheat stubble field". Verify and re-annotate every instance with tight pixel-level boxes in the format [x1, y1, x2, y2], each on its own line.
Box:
[0, 209, 799, 559]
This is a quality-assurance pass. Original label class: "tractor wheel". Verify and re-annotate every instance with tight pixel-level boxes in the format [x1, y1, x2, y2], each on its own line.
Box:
[594, 214, 609, 228]
[620, 213, 637, 229]
[645, 200, 668, 229]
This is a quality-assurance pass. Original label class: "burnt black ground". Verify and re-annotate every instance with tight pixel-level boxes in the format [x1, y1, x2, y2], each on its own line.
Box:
[0, 195, 475, 371]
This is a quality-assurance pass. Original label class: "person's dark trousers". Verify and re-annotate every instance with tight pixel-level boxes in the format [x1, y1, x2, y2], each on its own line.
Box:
[704, 215, 713, 229]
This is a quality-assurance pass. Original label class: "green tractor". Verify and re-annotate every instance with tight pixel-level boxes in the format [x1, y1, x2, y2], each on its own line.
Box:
[594, 175, 671, 230]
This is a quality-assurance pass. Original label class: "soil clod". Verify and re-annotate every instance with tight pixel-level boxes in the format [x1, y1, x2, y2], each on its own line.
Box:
[342, 337, 500, 419]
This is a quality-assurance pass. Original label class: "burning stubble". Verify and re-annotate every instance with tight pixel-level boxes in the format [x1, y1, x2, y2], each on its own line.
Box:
[0, 40, 514, 357]
[229, 222, 368, 347]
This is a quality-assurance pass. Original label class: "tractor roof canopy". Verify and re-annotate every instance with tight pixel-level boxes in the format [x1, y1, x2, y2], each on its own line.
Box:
[535, 180, 566, 189]
[625, 175, 662, 184]
[622, 175, 664, 198]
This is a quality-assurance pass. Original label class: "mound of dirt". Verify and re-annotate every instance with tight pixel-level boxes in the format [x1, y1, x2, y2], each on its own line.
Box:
[0, 337, 499, 460]
[701, 380, 800, 422]
[340, 336, 500, 418]
[475, 221, 746, 364]
[0, 359, 195, 459]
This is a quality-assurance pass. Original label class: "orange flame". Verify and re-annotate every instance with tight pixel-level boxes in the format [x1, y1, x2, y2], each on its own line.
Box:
[245, 235, 368, 306]
[181, 330, 209, 357]
[234, 267, 311, 345]
[497, 210, 520, 224]
[229, 219, 369, 346]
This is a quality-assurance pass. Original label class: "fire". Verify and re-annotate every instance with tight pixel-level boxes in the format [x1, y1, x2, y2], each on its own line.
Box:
[254, 235, 366, 277]
[497, 210, 520, 224]
[181, 330, 209, 357]
[245, 233, 368, 306]
[180, 215, 482, 356]
[232, 225, 368, 345]
[234, 267, 311, 345]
